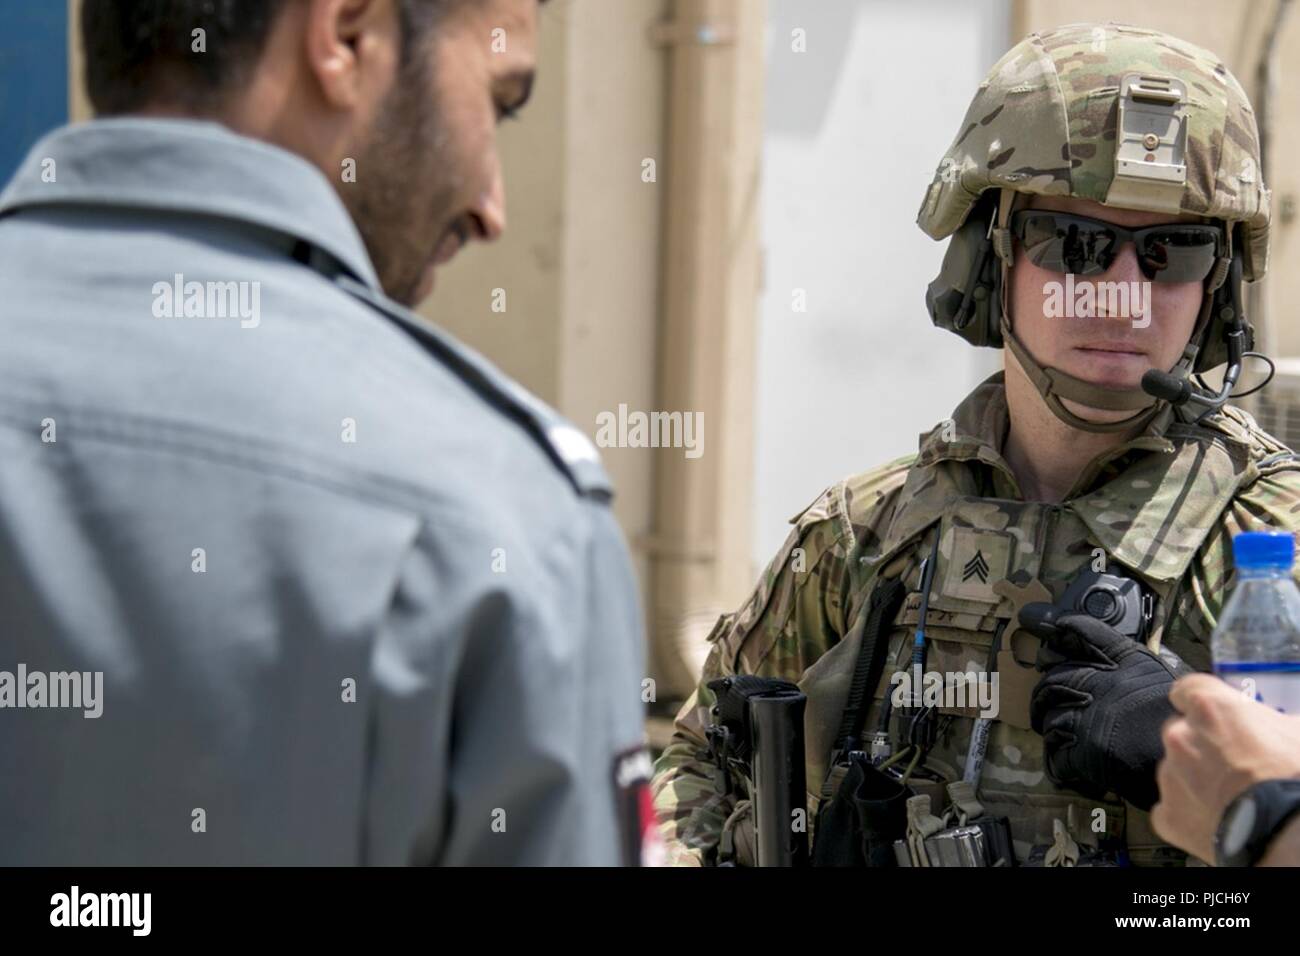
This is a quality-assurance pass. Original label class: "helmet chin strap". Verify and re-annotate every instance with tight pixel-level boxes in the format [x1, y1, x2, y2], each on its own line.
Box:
[994, 189, 1208, 436]
[1001, 314, 1167, 433]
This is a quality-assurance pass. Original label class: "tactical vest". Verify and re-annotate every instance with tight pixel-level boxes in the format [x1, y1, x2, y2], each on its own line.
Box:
[796, 412, 1275, 866]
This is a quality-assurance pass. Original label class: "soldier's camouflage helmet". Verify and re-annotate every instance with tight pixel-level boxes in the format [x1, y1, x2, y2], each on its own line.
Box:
[918, 22, 1271, 431]
[918, 21, 1270, 279]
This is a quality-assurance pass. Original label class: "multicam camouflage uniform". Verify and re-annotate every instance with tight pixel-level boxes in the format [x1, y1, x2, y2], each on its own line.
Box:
[653, 380, 1300, 865]
[652, 23, 1295, 866]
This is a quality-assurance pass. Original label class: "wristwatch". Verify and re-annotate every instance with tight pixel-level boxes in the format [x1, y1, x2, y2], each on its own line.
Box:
[1214, 779, 1300, 867]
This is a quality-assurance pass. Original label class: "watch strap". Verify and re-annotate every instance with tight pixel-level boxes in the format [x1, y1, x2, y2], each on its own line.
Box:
[1217, 778, 1300, 867]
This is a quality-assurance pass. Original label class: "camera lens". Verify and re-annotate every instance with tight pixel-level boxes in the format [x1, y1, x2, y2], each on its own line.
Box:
[1082, 588, 1119, 622]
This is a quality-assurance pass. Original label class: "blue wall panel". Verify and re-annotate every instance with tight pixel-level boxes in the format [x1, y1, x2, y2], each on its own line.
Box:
[0, 3, 70, 184]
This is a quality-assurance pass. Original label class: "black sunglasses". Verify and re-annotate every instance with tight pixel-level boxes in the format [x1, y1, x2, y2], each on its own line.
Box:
[1009, 209, 1224, 283]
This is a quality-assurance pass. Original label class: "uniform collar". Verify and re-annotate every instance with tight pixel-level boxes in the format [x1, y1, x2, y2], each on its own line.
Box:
[0, 118, 381, 290]
[889, 373, 1254, 585]
[915, 372, 1179, 500]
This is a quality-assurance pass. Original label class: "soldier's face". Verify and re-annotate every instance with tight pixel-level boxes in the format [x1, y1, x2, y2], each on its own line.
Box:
[1007, 195, 1205, 406]
[346, 0, 538, 305]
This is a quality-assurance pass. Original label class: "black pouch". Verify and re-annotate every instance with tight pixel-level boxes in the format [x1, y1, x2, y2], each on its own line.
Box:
[812, 753, 912, 867]
[972, 816, 1016, 867]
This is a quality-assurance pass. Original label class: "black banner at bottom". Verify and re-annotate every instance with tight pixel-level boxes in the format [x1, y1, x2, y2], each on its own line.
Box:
[0, 865, 1290, 940]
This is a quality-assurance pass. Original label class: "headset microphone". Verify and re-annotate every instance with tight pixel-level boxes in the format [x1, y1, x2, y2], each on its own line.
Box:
[1140, 257, 1246, 419]
[1141, 369, 1193, 405]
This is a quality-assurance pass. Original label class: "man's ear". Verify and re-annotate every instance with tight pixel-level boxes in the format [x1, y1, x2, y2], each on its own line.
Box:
[302, 0, 403, 111]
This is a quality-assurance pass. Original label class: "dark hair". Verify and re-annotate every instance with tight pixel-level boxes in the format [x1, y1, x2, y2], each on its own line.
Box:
[81, 0, 467, 117]
[82, 1, 288, 115]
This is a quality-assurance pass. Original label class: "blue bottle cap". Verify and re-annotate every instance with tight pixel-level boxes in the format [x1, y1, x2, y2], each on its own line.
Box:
[1232, 531, 1295, 569]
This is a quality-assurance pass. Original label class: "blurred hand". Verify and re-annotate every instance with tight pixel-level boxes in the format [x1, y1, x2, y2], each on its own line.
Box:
[1152, 674, 1300, 864]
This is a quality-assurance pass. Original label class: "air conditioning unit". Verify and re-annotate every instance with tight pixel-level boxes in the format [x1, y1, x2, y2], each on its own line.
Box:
[1252, 358, 1300, 451]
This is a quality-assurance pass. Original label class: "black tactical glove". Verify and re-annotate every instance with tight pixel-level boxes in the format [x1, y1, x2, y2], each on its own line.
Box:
[1019, 602, 1191, 811]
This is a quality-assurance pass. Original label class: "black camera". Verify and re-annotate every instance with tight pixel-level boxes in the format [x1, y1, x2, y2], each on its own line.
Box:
[1060, 569, 1153, 641]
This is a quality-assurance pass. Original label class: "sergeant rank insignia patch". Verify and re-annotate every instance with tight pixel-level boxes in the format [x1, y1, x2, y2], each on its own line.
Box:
[941, 527, 1013, 603]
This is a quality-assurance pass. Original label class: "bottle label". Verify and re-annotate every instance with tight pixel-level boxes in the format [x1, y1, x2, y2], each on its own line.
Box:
[1215, 663, 1300, 715]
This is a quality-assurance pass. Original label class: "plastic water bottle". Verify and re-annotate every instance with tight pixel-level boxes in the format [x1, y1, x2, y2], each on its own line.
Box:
[1211, 531, 1300, 714]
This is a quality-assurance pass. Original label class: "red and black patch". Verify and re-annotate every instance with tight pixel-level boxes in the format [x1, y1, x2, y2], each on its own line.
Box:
[612, 746, 665, 867]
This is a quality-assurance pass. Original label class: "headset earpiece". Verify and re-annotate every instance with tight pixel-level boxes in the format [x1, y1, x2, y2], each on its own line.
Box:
[1194, 224, 1254, 373]
[925, 191, 1002, 349]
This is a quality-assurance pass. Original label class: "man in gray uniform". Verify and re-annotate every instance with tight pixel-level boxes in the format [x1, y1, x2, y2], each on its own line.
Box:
[0, 0, 651, 865]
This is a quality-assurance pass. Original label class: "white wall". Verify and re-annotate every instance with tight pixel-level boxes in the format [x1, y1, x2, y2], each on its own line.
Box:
[753, 0, 1010, 569]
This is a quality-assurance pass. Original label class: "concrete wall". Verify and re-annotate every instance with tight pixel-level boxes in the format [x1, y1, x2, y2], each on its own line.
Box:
[422, 0, 670, 629]
[752, 0, 1009, 568]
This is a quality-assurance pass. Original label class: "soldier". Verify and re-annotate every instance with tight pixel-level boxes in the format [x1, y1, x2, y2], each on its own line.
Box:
[0, 0, 650, 865]
[653, 21, 1299, 867]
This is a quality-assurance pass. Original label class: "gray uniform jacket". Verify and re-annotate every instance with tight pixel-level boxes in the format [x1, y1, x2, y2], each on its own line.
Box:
[0, 119, 647, 865]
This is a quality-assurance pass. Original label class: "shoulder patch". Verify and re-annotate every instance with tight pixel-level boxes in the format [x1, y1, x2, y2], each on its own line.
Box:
[612, 746, 666, 867]
[337, 276, 612, 500]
